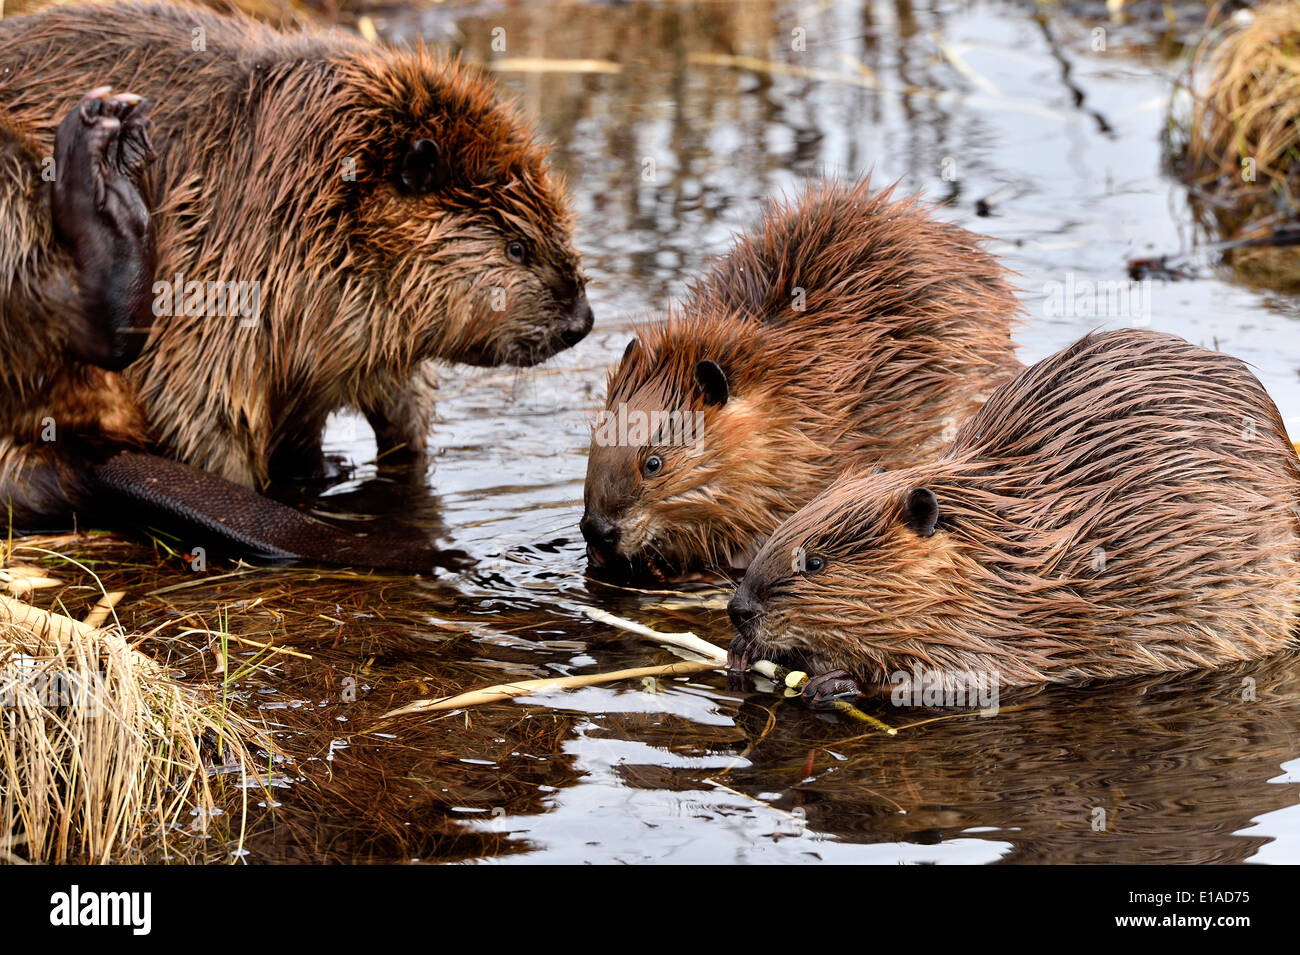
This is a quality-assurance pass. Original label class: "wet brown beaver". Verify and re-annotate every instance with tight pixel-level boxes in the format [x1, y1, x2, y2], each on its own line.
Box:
[0, 87, 467, 569]
[0, 1, 591, 496]
[727, 328, 1300, 700]
[581, 178, 1021, 581]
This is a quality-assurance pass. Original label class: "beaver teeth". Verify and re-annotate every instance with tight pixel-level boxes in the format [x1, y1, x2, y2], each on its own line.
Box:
[726, 637, 753, 673]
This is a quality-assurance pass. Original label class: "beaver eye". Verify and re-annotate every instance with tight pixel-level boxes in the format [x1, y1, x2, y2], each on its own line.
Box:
[804, 556, 825, 573]
[506, 240, 529, 265]
[642, 454, 663, 477]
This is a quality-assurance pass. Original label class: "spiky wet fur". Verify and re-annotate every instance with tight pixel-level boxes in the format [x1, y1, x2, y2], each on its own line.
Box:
[735, 329, 1300, 687]
[0, 2, 583, 489]
[584, 178, 1022, 576]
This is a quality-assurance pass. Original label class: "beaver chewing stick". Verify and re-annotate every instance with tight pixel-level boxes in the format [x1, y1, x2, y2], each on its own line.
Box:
[581, 179, 1021, 582]
[728, 329, 1300, 701]
[0, 1, 591, 495]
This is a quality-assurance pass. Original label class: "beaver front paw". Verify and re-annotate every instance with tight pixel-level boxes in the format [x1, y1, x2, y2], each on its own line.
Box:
[724, 631, 762, 690]
[800, 669, 864, 710]
[52, 87, 157, 370]
[54, 87, 154, 238]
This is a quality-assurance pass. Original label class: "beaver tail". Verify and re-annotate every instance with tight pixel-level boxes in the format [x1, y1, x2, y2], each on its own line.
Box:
[88, 451, 468, 573]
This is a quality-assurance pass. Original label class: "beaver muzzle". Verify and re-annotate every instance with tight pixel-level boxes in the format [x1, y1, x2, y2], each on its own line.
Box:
[561, 293, 594, 347]
[727, 589, 762, 634]
[579, 510, 620, 567]
[580, 508, 687, 582]
[726, 589, 765, 670]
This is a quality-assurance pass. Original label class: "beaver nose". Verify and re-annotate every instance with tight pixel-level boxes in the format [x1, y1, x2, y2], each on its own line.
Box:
[561, 294, 594, 347]
[728, 590, 763, 636]
[580, 511, 620, 564]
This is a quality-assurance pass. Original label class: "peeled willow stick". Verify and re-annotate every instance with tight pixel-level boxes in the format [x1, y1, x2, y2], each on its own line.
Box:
[1, 592, 106, 645]
[380, 609, 726, 717]
[0, 565, 63, 595]
[582, 606, 727, 664]
[381, 609, 897, 734]
[583, 610, 892, 733]
[585, 610, 895, 732]
[381, 659, 719, 718]
[0, 591, 168, 679]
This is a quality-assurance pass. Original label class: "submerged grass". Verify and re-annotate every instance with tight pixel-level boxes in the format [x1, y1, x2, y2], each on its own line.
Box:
[0, 543, 266, 864]
[0, 532, 593, 863]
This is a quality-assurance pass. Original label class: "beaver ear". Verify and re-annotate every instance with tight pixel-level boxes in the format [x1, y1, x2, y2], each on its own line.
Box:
[905, 487, 939, 538]
[621, 338, 638, 365]
[695, 359, 729, 407]
[400, 138, 446, 195]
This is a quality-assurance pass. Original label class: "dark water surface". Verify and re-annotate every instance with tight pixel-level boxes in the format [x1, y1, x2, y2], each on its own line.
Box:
[54, 0, 1300, 862]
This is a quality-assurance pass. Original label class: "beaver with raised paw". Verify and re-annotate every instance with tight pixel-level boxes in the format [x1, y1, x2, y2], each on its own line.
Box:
[0, 1, 591, 494]
[0, 86, 466, 571]
[0, 2, 594, 569]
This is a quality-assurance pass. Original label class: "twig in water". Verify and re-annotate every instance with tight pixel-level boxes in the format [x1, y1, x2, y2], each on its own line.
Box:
[582, 605, 726, 663]
[380, 659, 717, 719]
[380, 609, 896, 735]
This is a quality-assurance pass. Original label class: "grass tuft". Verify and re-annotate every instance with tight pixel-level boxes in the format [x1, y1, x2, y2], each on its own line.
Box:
[0, 555, 265, 864]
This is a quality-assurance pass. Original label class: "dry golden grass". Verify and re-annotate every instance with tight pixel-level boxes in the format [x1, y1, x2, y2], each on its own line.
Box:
[0, 549, 266, 864]
[1179, 3, 1300, 207]
[1164, 3, 1300, 290]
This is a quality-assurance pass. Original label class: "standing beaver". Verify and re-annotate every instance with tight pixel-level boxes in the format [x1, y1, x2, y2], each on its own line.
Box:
[727, 328, 1300, 699]
[0, 85, 467, 569]
[581, 179, 1021, 580]
[0, 1, 591, 496]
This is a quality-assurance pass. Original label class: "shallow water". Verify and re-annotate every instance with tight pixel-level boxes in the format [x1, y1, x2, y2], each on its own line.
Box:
[53, 0, 1300, 862]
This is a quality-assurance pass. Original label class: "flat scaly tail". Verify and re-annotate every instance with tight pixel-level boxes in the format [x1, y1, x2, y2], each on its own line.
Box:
[89, 451, 469, 572]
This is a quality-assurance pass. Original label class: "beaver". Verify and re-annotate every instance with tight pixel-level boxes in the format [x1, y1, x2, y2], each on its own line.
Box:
[727, 328, 1300, 700]
[0, 1, 591, 495]
[580, 178, 1021, 581]
[0, 86, 465, 569]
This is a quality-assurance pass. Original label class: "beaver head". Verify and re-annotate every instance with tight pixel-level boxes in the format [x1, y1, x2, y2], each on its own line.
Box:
[725, 467, 971, 681]
[338, 52, 591, 367]
[581, 312, 830, 580]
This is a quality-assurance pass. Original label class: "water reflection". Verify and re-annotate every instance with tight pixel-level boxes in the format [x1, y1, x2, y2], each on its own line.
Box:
[452, 649, 1300, 864]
